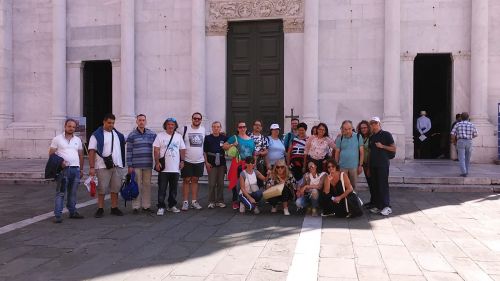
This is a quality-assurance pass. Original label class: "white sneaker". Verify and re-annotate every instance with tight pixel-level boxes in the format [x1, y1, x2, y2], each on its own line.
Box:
[166, 206, 180, 213]
[369, 207, 381, 214]
[181, 201, 189, 211]
[271, 207, 277, 213]
[156, 208, 165, 216]
[380, 207, 392, 216]
[191, 200, 203, 210]
[283, 208, 290, 216]
[216, 202, 226, 208]
[253, 206, 260, 215]
[239, 202, 245, 213]
[207, 203, 215, 209]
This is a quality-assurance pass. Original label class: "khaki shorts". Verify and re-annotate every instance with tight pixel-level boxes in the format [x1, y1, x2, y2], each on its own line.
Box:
[96, 167, 125, 194]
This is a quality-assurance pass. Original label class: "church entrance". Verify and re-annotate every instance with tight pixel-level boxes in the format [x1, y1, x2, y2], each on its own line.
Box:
[226, 20, 284, 134]
[413, 54, 452, 159]
[83, 60, 112, 144]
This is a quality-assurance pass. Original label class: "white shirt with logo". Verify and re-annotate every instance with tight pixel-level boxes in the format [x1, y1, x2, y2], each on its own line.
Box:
[153, 132, 186, 173]
[183, 125, 205, 163]
[88, 130, 124, 169]
[50, 133, 83, 167]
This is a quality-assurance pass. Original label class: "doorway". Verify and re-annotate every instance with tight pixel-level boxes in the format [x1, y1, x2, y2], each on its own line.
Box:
[413, 54, 452, 159]
[226, 20, 284, 135]
[83, 60, 112, 144]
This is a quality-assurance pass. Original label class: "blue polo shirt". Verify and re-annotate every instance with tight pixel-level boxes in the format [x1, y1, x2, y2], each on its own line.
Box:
[335, 132, 363, 169]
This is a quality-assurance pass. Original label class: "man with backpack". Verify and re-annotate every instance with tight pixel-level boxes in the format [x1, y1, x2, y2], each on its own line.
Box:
[368, 117, 396, 216]
[335, 120, 364, 190]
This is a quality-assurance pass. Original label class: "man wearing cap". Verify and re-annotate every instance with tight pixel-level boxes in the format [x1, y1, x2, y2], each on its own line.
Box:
[153, 117, 186, 216]
[416, 110, 432, 158]
[450, 112, 478, 177]
[368, 117, 396, 216]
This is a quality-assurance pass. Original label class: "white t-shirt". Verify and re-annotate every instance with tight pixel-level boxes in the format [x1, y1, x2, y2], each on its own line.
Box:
[50, 133, 83, 167]
[240, 170, 259, 195]
[88, 130, 124, 169]
[183, 125, 205, 163]
[153, 131, 186, 173]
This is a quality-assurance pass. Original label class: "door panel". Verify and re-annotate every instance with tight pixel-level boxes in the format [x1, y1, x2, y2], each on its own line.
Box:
[227, 20, 284, 135]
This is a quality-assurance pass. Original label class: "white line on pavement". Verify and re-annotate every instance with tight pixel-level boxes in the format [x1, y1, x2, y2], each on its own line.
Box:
[286, 216, 322, 281]
[0, 195, 109, 235]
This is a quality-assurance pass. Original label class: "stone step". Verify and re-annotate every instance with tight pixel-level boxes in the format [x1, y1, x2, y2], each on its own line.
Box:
[0, 171, 45, 179]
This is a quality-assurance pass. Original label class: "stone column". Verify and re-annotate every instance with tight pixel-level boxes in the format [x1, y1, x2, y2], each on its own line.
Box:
[401, 52, 415, 160]
[383, 0, 404, 159]
[470, 0, 496, 162]
[191, 0, 206, 120]
[302, 0, 319, 126]
[118, 0, 135, 129]
[66, 61, 83, 117]
[0, 0, 13, 129]
[51, 0, 67, 127]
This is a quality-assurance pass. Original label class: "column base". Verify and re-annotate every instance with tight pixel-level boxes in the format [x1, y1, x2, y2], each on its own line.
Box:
[114, 115, 136, 133]
[470, 118, 497, 163]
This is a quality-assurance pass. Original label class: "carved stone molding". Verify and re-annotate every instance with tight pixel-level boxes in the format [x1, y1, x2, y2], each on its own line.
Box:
[206, 0, 304, 36]
[452, 51, 471, 60]
[400, 52, 416, 61]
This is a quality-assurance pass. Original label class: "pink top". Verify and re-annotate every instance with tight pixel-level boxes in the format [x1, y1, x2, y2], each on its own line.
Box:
[305, 135, 336, 160]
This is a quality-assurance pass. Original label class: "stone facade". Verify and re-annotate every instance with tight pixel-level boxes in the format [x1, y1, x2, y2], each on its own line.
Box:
[0, 0, 498, 163]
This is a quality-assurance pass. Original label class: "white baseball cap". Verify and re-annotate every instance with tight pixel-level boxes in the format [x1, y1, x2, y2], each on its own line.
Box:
[370, 116, 381, 123]
[270, 124, 280, 130]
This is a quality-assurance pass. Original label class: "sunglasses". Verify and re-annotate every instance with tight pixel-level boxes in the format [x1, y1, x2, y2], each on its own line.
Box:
[276, 166, 285, 169]
[192, 117, 202, 121]
[238, 126, 247, 129]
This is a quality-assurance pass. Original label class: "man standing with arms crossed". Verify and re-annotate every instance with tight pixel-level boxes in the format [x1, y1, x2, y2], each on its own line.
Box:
[88, 113, 126, 218]
[126, 114, 157, 214]
[49, 119, 85, 223]
[181, 112, 206, 211]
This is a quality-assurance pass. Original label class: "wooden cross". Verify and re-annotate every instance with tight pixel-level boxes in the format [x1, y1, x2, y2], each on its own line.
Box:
[285, 108, 299, 120]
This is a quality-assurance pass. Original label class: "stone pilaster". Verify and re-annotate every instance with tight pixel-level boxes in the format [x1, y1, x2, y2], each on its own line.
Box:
[191, 0, 206, 118]
[50, 0, 67, 129]
[301, 0, 319, 127]
[0, 0, 13, 129]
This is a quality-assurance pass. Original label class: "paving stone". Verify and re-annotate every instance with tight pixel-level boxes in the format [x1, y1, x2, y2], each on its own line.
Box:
[0, 245, 35, 264]
[388, 275, 426, 281]
[204, 274, 246, 281]
[432, 241, 468, 259]
[422, 271, 464, 281]
[412, 252, 455, 273]
[252, 257, 291, 273]
[0, 257, 49, 278]
[170, 244, 228, 277]
[162, 276, 205, 281]
[321, 231, 352, 245]
[121, 263, 175, 281]
[318, 258, 357, 279]
[447, 257, 493, 281]
[259, 239, 298, 259]
[320, 244, 355, 258]
[379, 245, 422, 276]
[246, 269, 287, 281]
[212, 245, 263, 275]
[356, 265, 390, 281]
[353, 246, 385, 267]
[476, 261, 500, 275]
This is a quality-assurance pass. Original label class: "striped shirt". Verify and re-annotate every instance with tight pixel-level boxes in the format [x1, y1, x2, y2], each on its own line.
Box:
[126, 128, 157, 168]
[450, 121, 478, 140]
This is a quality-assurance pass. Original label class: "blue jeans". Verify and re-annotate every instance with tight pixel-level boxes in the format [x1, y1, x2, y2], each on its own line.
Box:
[295, 189, 319, 209]
[457, 139, 472, 175]
[239, 190, 263, 210]
[54, 167, 80, 218]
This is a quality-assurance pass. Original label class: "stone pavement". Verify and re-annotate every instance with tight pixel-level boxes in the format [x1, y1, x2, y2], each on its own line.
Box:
[0, 182, 499, 281]
[0, 159, 500, 191]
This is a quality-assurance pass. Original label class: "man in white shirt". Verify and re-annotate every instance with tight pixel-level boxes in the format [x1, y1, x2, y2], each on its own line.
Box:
[416, 110, 432, 158]
[180, 112, 206, 211]
[88, 113, 127, 218]
[49, 119, 84, 223]
[154, 117, 186, 215]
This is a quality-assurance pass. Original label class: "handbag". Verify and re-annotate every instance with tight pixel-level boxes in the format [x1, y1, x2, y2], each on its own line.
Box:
[155, 133, 174, 172]
[339, 172, 363, 218]
[226, 135, 239, 158]
[103, 131, 115, 169]
[263, 183, 284, 200]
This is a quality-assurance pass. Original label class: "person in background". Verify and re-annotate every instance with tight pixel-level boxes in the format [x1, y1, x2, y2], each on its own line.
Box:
[450, 112, 478, 177]
[356, 120, 374, 209]
[203, 121, 228, 209]
[311, 125, 318, 137]
[450, 113, 462, 161]
[416, 110, 432, 158]
[266, 123, 286, 168]
[287, 122, 308, 182]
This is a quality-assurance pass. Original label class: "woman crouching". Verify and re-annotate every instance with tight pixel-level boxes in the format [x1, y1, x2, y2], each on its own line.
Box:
[239, 156, 268, 214]
[265, 159, 297, 216]
[320, 159, 353, 217]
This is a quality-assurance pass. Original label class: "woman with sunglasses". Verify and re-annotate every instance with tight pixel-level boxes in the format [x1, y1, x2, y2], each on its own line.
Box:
[320, 159, 353, 217]
[239, 156, 268, 214]
[265, 159, 296, 215]
[224, 121, 256, 210]
[296, 161, 326, 217]
[356, 120, 374, 209]
[304, 123, 336, 173]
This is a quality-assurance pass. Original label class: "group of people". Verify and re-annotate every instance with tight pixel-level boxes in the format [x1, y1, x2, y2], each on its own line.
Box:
[48, 112, 398, 223]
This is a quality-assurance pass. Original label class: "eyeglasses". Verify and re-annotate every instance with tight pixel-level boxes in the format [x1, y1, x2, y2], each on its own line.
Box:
[238, 126, 247, 129]
[246, 162, 255, 165]
[276, 166, 285, 169]
[192, 117, 202, 121]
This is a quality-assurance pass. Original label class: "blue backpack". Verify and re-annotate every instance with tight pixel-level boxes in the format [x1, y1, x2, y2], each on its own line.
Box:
[120, 172, 139, 206]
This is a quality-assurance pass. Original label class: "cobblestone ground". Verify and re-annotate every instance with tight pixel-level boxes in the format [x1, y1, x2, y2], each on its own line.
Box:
[0, 183, 499, 281]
